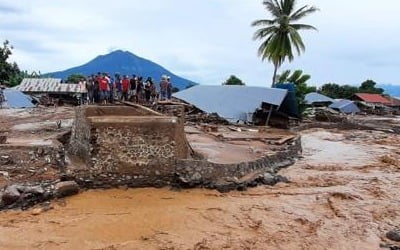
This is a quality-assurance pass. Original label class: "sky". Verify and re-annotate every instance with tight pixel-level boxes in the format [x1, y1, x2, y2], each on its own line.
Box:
[0, 0, 399, 87]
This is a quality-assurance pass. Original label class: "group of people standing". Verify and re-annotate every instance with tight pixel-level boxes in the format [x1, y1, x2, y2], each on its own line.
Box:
[79, 73, 173, 105]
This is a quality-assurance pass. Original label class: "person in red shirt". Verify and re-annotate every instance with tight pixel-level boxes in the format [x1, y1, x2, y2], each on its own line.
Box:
[121, 75, 130, 101]
[99, 74, 109, 104]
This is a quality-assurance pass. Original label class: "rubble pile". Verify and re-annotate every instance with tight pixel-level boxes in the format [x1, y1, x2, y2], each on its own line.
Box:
[0, 180, 79, 210]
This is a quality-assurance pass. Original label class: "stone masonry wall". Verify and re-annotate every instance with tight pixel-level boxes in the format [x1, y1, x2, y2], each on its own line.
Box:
[175, 136, 302, 187]
[68, 106, 189, 188]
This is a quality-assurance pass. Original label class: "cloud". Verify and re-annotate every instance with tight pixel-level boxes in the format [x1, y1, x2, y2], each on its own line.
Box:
[0, 0, 399, 86]
[0, 3, 20, 14]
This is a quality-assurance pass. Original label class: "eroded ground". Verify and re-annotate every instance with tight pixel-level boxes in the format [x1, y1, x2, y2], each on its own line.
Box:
[0, 127, 399, 249]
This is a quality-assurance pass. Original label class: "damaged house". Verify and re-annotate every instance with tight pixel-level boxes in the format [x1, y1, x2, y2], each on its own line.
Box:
[16, 78, 82, 105]
[173, 85, 298, 128]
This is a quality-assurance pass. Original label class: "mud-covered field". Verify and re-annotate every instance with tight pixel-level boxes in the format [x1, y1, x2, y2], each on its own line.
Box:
[0, 127, 399, 249]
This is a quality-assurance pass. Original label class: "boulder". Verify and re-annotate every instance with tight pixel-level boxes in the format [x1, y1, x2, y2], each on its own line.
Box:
[260, 173, 277, 186]
[54, 181, 79, 197]
[387, 229, 400, 242]
[2, 185, 21, 205]
[22, 186, 45, 195]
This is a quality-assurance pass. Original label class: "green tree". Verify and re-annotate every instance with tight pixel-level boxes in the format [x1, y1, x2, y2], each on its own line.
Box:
[277, 69, 311, 85]
[338, 85, 359, 99]
[0, 40, 22, 87]
[251, 0, 318, 87]
[320, 83, 341, 99]
[66, 73, 86, 84]
[359, 79, 384, 94]
[320, 83, 359, 99]
[277, 69, 315, 114]
[222, 75, 246, 86]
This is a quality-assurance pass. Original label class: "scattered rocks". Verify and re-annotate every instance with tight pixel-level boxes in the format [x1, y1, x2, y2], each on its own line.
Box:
[31, 203, 54, 216]
[260, 173, 276, 185]
[0, 155, 12, 165]
[1, 185, 21, 205]
[54, 181, 79, 197]
[387, 229, 400, 242]
[0, 135, 6, 144]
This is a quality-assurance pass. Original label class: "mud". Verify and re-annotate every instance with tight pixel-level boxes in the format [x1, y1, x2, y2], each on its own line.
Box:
[0, 128, 399, 249]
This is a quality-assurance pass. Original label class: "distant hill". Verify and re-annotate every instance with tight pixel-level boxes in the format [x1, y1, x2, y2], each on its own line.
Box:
[46, 50, 197, 90]
[379, 84, 400, 97]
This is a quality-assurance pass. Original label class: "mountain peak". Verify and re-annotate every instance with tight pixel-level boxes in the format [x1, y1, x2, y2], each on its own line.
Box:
[47, 50, 197, 90]
[107, 49, 133, 56]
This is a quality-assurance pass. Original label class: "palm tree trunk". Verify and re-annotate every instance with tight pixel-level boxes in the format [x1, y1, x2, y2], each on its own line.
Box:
[271, 63, 279, 88]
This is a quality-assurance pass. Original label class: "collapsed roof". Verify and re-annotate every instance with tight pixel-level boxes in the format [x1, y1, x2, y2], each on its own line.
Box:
[173, 85, 288, 123]
[305, 92, 334, 105]
[1, 89, 35, 108]
[17, 78, 81, 93]
[329, 99, 360, 114]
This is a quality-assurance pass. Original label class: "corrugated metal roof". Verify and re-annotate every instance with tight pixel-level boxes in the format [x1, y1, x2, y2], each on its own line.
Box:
[305, 92, 334, 104]
[173, 85, 288, 123]
[17, 78, 81, 93]
[354, 93, 391, 104]
[329, 99, 360, 114]
[2, 89, 35, 108]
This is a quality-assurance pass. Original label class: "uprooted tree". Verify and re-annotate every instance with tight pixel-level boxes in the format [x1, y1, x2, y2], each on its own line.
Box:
[0, 40, 22, 87]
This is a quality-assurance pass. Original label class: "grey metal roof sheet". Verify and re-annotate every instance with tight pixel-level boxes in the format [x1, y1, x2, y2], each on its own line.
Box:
[305, 92, 334, 104]
[17, 78, 81, 93]
[329, 99, 360, 114]
[2, 89, 35, 108]
[173, 85, 288, 122]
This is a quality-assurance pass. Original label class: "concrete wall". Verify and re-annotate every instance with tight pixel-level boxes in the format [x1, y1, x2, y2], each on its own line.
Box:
[69, 106, 189, 187]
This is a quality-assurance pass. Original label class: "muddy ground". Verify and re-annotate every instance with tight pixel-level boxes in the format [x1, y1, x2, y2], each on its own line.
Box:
[0, 123, 399, 249]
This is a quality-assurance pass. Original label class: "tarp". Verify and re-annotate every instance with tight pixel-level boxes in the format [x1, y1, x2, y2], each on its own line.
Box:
[305, 92, 334, 105]
[173, 85, 288, 123]
[329, 99, 360, 114]
[2, 89, 35, 108]
[275, 83, 300, 118]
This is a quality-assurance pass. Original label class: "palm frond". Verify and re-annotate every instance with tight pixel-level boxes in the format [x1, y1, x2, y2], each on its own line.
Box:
[281, 0, 295, 15]
[253, 26, 277, 40]
[251, 19, 276, 27]
[290, 6, 319, 21]
[278, 70, 291, 82]
[288, 27, 305, 55]
[262, 0, 282, 18]
[297, 74, 311, 84]
[291, 24, 317, 31]
[288, 70, 303, 83]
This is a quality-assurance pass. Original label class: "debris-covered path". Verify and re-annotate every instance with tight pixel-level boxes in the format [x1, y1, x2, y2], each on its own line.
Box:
[0, 129, 399, 249]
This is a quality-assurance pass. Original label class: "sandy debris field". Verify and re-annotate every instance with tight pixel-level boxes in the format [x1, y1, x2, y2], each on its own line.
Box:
[0, 118, 399, 249]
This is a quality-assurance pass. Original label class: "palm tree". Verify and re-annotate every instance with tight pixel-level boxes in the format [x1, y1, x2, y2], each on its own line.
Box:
[277, 69, 311, 86]
[252, 0, 318, 87]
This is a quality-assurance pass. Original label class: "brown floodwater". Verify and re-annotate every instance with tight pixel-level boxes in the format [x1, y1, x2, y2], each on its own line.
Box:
[0, 129, 400, 249]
